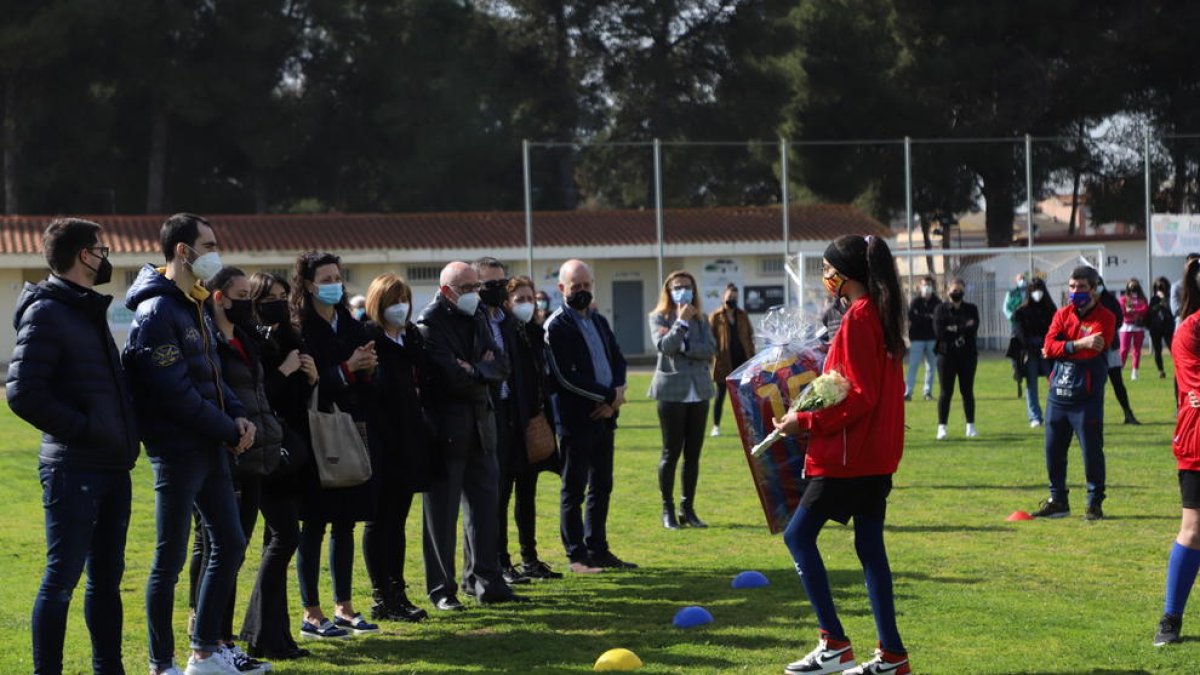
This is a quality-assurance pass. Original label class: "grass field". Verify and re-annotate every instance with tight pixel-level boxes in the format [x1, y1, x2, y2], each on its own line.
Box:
[0, 356, 1192, 673]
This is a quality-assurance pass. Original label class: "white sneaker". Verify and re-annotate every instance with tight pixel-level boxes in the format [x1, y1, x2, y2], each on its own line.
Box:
[935, 425, 947, 440]
[844, 649, 910, 674]
[710, 425, 720, 437]
[1030, 420, 1042, 428]
[185, 650, 239, 675]
[223, 644, 271, 673]
[965, 423, 978, 438]
[1131, 368, 1139, 381]
[785, 638, 857, 674]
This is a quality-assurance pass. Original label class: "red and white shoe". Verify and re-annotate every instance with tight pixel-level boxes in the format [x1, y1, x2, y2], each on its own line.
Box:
[845, 648, 911, 675]
[784, 636, 856, 674]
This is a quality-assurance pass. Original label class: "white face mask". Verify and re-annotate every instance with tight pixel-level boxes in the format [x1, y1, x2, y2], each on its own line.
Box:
[511, 301, 536, 324]
[455, 291, 480, 316]
[1031, 290, 1044, 302]
[187, 248, 223, 282]
[383, 302, 409, 327]
[920, 285, 932, 297]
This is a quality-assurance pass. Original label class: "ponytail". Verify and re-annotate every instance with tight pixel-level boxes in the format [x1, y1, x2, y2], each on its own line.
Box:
[1183, 259, 1200, 321]
[864, 237, 906, 358]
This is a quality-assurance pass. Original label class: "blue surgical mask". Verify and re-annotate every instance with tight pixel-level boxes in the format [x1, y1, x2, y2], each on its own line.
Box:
[1070, 291, 1091, 309]
[383, 303, 409, 327]
[315, 283, 343, 306]
[671, 288, 693, 305]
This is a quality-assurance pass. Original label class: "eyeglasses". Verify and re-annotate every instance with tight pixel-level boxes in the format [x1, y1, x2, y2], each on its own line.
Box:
[453, 282, 483, 293]
[87, 246, 110, 259]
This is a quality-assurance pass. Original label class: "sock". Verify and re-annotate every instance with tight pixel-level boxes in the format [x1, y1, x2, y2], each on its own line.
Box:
[1164, 542, 1200, 616]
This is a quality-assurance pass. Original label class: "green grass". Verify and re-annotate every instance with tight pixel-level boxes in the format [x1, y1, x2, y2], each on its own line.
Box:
[0, 356, 1192, 673]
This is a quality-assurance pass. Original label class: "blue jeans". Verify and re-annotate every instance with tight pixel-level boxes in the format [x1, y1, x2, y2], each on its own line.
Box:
[146, 451, 246, 668]
[905, 339, 936, 396]
[1024, 353, 1046, 423]
[33, 465, 131, 675]
[1044, 399, 1105, 507]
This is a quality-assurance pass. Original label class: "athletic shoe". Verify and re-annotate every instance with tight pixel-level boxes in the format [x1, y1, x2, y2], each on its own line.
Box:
[845, 648, 911, 675]
[1085, 504, 1105, 521]
[520, 559, 564, 579]
[923, 392, 933, 401]
[965, 423, 978, 438]
[1030, 420, 1042, 428]
[1031, 498, 1070, 519]
[151, 664, 185, 675]
[1154, 613, 1182, 646]
[710, 425, 720, 437]
[223, 645, 270, 674]
[298, 618, 350, 639]
[784, 637, 856, 674]
[184, 651, 238, 675]
[903, 393, 911, 402]
[502, 565, 533, 585]
[935, 425, 947, 440]
[1131, 368, 1139, 381]
[334, 613, 379, 634]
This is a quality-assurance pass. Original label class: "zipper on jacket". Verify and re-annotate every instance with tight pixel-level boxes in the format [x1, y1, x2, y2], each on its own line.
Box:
[195, 302, 225, 412]
[843, 428, 848, 466]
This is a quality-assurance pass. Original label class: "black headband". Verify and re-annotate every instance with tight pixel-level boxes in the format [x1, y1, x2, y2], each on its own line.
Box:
[823, 237, 869, 284]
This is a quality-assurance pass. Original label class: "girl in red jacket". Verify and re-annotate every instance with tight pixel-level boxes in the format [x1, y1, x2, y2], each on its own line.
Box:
[1155, 260, 1200, 646]
[774, 235, 909, 675]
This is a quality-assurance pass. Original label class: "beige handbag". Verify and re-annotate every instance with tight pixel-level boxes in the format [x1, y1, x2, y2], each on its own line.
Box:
[524, 412, 556, 463]
[307, 389, 372, 488]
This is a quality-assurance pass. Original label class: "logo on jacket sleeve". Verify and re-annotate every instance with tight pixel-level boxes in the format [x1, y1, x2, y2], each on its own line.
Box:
[184, 327, 202, 344]
[152, 344, 182, 367]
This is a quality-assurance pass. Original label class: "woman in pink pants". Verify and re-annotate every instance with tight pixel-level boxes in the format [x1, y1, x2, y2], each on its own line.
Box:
[1120, 278, 1149, 380]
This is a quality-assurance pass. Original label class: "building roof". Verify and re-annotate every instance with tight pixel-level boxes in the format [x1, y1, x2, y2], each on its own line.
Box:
[0, 205, 886, 255]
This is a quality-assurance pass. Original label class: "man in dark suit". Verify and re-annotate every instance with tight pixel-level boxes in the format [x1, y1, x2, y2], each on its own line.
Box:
[417, 261, 523, 609]
[545, 259, 636, 573]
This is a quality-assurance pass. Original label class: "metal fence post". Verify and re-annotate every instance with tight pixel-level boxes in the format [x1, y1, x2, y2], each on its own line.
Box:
[904, 136, 913, 296]
[1025, 133, 1034, 277]
[654, 138, 664, 285]
[522, 139, 534, 276]
[1145, 127, 1153, 282]
[781, 138, 791, 305]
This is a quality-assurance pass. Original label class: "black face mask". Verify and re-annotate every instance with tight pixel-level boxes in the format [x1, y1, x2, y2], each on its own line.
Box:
[225, 299, 256, 326]
[949, 291, 964, 302]
[566, 289, 593, 311]
[480, 281, 508, 308]
[257, 300, 290, 326]
[725, 298, 738, 310]
[83, 255, 113, 286]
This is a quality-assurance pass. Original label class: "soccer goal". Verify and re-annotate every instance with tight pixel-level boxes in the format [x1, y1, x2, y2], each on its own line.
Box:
[790, 244, 1107, 345]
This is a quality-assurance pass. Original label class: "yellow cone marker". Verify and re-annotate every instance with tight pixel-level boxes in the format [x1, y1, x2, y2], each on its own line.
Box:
[594, 648, 643, 671]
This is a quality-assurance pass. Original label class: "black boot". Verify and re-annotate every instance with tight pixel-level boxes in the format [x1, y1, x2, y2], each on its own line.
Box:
[679, 499, 708, 528]
[662, 503, 681, 529]
[371, 588, 397, 621]
[390, 582, 428, 623]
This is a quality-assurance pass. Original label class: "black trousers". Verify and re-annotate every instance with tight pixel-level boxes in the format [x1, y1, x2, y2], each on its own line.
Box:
[937, 352, 978, 425]
[363, 486, 415, 595]
[712, 385, 727, 427]
[656, 400, 710, 508]
[1108, 365, 1134, 417]
[189, 476, 261, 642]
[495, 398, 541, 567]
[239, 479, 301, 655]
[1150, 326, 1173, 373]
[559, 426, 614, 563]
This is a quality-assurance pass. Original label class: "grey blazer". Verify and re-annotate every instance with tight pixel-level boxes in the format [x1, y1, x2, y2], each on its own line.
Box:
[647, 311, 716, 402]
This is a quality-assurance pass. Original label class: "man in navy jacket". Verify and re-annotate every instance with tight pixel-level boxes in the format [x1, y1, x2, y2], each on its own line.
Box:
[545, 259, 636, 573]
[123, 213, 255, 675]
[8, 218, 139, 675]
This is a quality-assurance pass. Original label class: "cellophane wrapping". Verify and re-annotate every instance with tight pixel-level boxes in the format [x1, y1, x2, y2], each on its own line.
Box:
[725, 307, 827, 533]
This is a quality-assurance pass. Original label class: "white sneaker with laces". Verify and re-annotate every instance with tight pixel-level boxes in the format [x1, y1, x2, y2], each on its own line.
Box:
[710, 425, 720, 437]
[784, 638, 856, 674]
[845, 649, 910, 674]
[935, 425, 947, 440]
[965, 423, 977, 438]
[184, 650, 239, 675]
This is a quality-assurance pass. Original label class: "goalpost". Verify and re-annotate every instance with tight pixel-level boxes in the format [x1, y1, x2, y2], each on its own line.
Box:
[790, 244, 1108, 345]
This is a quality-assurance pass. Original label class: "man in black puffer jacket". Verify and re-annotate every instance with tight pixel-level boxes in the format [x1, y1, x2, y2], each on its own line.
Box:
[122, 213, 256, 675]
[7, 218, 139, 675]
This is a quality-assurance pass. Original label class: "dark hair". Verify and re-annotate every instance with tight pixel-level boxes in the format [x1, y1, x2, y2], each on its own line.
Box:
[204, 266, 246, 295]
[161, 213, 210, 261]
[1154, 276, 1171, 296]
[249, 271, 290, 304]
[1069, 265, 1100, 289]
[1019, 277, 1054, 311]
[826, 235, 905, 358]
[290, 250, 342, 324]
[921, 275, 936, 285]
[43, 218, 101, 274]
[1183, 260, 1200, 320]
[473, 256, 507, 275]
[725, 282, 738, 291]
[1188, 253, 1200, 264]
[1125, 278, 1144, 299]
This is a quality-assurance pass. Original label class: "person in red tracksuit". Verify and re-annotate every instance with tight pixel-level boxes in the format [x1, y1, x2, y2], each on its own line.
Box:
[1154, 259, 1200, 646]
[1029, 265, 1116, 521]
[773, 234, 910, 675]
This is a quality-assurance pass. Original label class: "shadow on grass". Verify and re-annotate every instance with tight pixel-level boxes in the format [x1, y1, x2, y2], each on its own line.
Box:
[885, 524, 1012, 534]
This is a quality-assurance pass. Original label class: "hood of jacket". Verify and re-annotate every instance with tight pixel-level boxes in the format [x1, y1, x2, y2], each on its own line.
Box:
[125, 264, 209, 311]
[14, 275, 112, 330]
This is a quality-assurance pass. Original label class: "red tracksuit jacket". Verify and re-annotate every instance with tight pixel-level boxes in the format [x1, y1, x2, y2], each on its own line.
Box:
[792, 296, 904, 478]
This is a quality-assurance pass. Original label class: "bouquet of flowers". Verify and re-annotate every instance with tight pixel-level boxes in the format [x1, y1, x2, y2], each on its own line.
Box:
[726, 307, 828, 533]
[749, 370, 851, 457]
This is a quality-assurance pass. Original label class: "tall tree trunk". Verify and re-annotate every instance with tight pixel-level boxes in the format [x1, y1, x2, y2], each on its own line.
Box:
[146, 98, 168, 213]
[980, 170, 1016, 247]
[3, 76, 18, 215]
[550, 0, 577, 209]
[1068, 165, 1081, 236]
[920, 215, 935, 274]
[1171, 145, 1187, 213]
